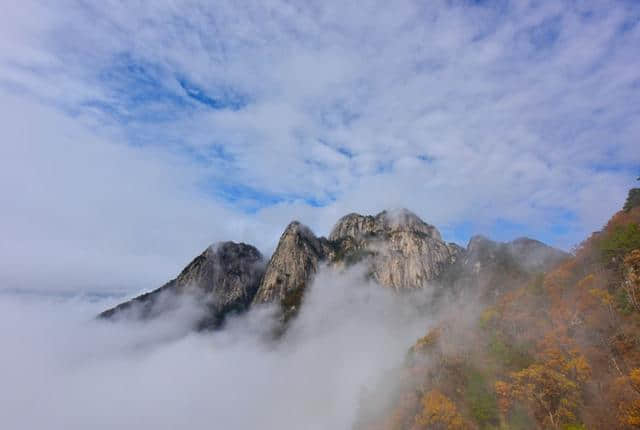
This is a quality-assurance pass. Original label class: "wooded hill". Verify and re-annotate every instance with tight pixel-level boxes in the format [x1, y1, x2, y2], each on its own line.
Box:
[356, 187, 640, 430]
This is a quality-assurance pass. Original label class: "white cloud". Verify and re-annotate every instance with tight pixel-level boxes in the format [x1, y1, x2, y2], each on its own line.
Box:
[0, 0, 639, 292]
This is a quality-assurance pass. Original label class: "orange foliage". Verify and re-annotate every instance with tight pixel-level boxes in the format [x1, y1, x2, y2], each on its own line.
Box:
[415, 390, 467, 430]
[494, 380, 511, 414]
[614, 368, 640, 428]
[364, 198, 640, 430]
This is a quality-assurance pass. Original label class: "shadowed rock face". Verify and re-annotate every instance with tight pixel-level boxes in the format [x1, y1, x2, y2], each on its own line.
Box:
[464, 235, 569, 275]
[99, 242, 264, 329]
[439, 235, 570, 297]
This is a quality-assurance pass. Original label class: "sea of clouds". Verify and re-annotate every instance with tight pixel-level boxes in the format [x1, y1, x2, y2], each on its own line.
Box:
[0, 266, 453, 430]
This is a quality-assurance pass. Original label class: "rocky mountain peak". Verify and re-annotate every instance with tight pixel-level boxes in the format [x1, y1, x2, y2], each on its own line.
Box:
[329, 208, 441, 242]
[99, 241, 264, 328]
[328, 209, 457, 290]
[251, 221, 327, 321]
[465, 235, 568, 272]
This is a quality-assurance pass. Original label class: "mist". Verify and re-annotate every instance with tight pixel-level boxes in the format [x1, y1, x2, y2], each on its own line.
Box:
[0, 265, 450, 430]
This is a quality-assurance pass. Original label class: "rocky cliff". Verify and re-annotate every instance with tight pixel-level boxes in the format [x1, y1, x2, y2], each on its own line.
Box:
[251, 221, 331, 322]
[99, 241, 264, 329]
[328, 209, 462, 290]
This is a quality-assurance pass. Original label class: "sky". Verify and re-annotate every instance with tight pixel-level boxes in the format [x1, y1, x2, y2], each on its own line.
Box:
[1, 0, 639, 294]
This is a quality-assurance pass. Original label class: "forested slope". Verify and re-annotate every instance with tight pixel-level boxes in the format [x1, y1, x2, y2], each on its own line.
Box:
[357, 187, 640, 430]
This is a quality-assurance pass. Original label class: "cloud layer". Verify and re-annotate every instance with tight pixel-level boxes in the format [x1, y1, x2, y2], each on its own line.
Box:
[1, 0, 639, 292]
[0, 266, 445, 429]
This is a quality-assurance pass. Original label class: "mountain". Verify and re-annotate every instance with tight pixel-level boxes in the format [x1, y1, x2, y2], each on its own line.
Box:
[99, 209, 566, 328]
[99, 242, 264, 329]
[438, 234, 570, 299]
[252, 221, 332, 323]
[328, 210, 463, 290]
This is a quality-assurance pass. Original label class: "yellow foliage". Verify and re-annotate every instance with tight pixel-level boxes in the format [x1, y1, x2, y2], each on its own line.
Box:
[589, 288, 614, 306]
[614, 369, 640, 428]
[565, 355, 591, 383]
[625, 400, 640, 427]
[577, 274, 596, 290]
[630, 368, 640, 390]
[480, 307, 499, 329]
[413, 327, 441, 353]
[415, 390, 467, 430]
[508, 353, 590, 429]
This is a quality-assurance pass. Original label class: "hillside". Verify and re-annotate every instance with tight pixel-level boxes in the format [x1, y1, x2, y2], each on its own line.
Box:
[355, 188, 640, 429]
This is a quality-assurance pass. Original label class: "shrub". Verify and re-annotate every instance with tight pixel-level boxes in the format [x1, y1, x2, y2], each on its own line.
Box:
[597, 223, 640, 263]
[624, 188, 640, 212]
[464, 367, 499, 428]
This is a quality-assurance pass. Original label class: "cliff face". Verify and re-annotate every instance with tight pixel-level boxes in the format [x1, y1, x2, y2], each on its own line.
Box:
[328, 209, 461, 290]
[249, 209, 462, 323]
[99, 242, 264, 328]
[251, 221, 330, 321]
[329, 209, 442, 242]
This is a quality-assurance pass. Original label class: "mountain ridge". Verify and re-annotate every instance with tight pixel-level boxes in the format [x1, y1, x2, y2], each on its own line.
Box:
[99, 209, 568, 329]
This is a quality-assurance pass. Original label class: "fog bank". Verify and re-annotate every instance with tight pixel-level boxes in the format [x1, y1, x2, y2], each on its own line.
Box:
[0, 266, 442, 430]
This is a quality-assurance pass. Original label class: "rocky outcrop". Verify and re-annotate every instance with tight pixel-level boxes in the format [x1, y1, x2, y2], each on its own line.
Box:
[252, 221, 329, 321]
[99, 241, 264, 329]
[328, 209, 461, 290]
[329, 209, 442, 242]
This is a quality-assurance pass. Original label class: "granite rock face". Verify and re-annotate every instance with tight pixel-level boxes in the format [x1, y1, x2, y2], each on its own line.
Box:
[99, 241, 264, 329]
[252, 221, 330, 321]
[329, 209, 442, 242]
[328, 209, 461, 290]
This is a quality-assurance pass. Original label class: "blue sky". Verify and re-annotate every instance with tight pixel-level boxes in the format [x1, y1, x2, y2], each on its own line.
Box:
[0, 0, 639, 292]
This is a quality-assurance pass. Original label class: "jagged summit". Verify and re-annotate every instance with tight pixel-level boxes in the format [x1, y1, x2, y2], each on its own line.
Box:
[99, 241, 264, 328]
[329, 208, 441, 242]
[251, 220, 329, 321]
[328, 209, 458, 291]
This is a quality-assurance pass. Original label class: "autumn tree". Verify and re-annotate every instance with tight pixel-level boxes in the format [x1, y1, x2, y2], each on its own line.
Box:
[609, 368, 640, 428]
[415, 390, 467, 430]
[502, 350, 590, 429]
